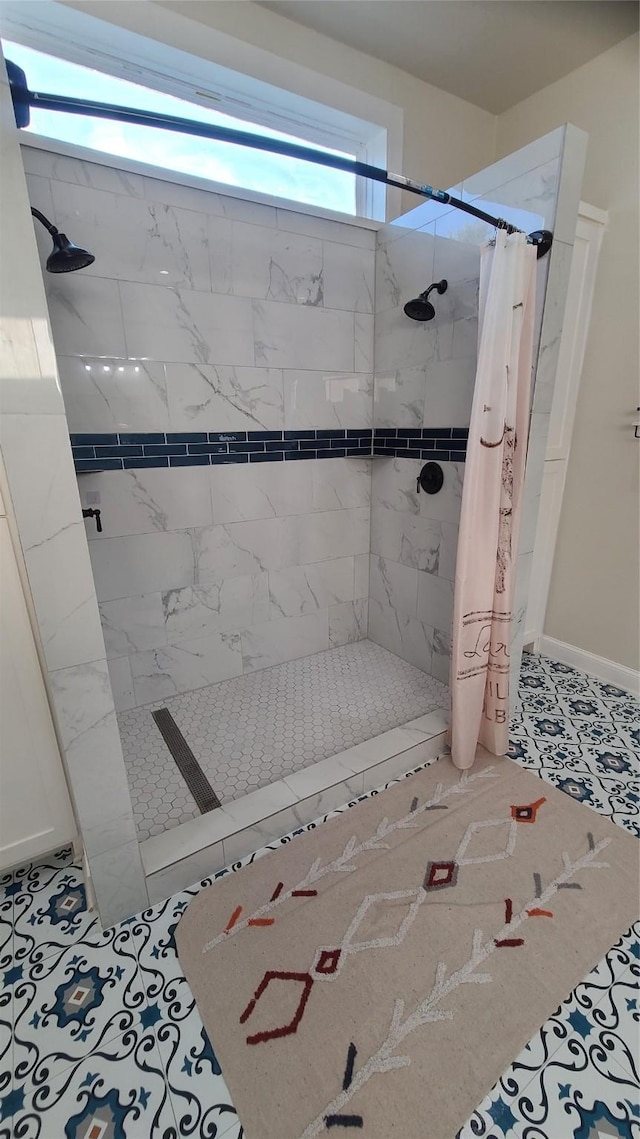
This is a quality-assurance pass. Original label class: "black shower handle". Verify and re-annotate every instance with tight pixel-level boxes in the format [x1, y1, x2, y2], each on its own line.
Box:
[82, 507, 102, 532]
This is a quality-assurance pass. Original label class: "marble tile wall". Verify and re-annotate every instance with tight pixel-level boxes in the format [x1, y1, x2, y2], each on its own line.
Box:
[23, 145, 376, 437]
[369, 126, 586, 699]
[369, 217, 480, 685]
[22, 145, 376, 706]
[1, 68, 147, 925]
[82, 459, 371, 707]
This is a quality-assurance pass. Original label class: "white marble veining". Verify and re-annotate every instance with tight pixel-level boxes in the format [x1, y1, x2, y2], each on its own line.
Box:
[80, 466, 213, 539]
[322, 241, 374, 313]
[432, 233, 481, 285]
[195, 518, 285, 582]
[269, 557, 355, 617]
[311, 457, 371, 511]
[253, 300, 356, 370]
[465, 158, 558, 235]
[50, 180, 212, 290]
[22, 143, 146, 196]
[100, 593, 167, 658]
[283, 506, 370, 564]
[0, 413, 106, 671]
[368, 289, 464, 683]
[354, 552, 370, 598]
[141, 173, 278, 227]
[57, 357, 169, 434]
[130, 630, 243, 704]
[416, 569, 455, 630]
[354, 312, 375, 373]
[5, 120, 148, 925]
[26, 143, 381, 711]
[373, 306, 442, 373]
[164, 362, 283, 431]
[374, 367, 425, 429]
[437, 520, 460, 582]
[436, 278, 479, 327]
[275, 207, 376, 249]
[209, 218, 324, 304]
[329, 597, 368, 646]
[368, 596, 434, 674]
[282, 369, 373, 430]
[0, 308, 65, 417]
[45, 275, 126, 357]
[210, 460, 313, 523]
[375, 227, 436, 315]
[107, 654, 136, 712]
[369, 554, 419, 618]
[89, 840, 149, 927]
[120, 281, 255, 365]
[48, 659, 138, 858]
[241, 610, 329, 672]
[370, 509, 443, 572]
[162, 576, 271, 642]
[89, 530, 197, 601]
[378, 459, 464, 526]
[370, 456, 422, 515]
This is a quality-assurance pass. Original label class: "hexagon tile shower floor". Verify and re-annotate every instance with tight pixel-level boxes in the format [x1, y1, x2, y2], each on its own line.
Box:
[117, 641, 449, 842]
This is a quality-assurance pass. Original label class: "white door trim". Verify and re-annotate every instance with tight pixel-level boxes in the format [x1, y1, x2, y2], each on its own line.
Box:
[525, 202, 607, 649]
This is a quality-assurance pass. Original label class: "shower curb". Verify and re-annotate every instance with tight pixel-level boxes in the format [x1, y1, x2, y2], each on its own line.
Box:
[140, 710, 448, 904]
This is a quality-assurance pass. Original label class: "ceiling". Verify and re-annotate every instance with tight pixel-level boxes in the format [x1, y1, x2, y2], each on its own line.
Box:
[258, 1, 638, 113]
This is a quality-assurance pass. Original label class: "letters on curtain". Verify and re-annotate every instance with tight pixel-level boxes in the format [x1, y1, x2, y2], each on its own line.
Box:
[450, 231, 537, 770]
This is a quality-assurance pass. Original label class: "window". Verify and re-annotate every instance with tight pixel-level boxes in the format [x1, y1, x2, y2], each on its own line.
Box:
[4, 39, 373, 217]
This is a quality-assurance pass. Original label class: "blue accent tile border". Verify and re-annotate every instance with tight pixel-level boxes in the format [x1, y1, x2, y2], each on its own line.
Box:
[372, 427, 468, 463]
[71, 428, 467, 471]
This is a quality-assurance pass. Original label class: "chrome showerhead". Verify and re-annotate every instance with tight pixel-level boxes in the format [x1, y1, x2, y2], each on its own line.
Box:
[404, 278, 448, 322]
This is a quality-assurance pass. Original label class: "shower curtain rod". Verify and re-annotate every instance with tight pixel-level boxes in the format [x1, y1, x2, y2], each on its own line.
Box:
[8, 60, 553, 258]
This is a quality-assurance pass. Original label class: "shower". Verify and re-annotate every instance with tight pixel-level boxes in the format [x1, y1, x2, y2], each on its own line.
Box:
[403, 279, 448, 321]
[30, 207, 95, 273]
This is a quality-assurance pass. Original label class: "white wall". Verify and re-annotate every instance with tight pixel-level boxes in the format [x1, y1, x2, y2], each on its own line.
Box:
[64, 0, 496, 217]
[496, 34, 640, 673]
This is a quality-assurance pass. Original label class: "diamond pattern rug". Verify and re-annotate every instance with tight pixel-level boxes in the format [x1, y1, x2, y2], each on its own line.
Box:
[177, 750, 639, 1139]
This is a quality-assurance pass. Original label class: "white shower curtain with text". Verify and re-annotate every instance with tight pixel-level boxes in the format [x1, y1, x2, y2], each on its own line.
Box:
[450, 230, 537, 770]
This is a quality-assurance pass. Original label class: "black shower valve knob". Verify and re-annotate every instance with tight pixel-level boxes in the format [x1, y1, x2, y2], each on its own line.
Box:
[416, 462, 444, 495]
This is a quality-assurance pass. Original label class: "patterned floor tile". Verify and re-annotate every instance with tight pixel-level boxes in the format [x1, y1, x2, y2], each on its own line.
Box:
[12, 859, 98, 967]
[504, 1037, 638, 1137]
[458, 923, 640, 1139]
[1, 651, 638, 1138]
[0, 1023, 178, 1139]
[11, 919, 147, 1093]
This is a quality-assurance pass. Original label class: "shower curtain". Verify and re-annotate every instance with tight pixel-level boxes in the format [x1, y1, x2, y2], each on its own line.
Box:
[450, 230, 537, 770]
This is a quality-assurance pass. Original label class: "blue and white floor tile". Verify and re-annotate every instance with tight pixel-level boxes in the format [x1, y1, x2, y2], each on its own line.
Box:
[1, 652, 638, 1138]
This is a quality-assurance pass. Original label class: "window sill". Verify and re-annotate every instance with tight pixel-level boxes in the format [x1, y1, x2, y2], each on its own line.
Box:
[20, 133, 381, 233]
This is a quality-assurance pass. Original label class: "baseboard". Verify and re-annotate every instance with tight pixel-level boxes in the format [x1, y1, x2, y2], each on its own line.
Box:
[538, 635, 640, 698]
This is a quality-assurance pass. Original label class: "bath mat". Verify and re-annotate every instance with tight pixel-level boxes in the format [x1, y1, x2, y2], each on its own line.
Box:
[176, 752, 639, 1139]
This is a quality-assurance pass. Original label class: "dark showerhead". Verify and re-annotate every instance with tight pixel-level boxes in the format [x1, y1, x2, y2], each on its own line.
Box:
[404, 295, 436, 322]
[46, 232, 95, 274]
[404, 278, 448, 322]
[30, 208, 95, 274]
